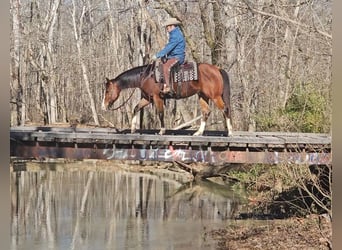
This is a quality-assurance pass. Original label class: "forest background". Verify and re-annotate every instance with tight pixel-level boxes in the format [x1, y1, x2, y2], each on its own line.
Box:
[10, 0, 332, 134]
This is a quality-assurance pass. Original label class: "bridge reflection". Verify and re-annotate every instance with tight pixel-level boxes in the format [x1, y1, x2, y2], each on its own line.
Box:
[11, 163, 242, 250]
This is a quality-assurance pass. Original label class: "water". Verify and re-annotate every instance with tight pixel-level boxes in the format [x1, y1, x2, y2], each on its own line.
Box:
[10, 162, 244, 250]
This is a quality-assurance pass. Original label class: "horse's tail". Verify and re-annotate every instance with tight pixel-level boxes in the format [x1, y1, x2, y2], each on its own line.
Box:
[219, 68, 231, 117]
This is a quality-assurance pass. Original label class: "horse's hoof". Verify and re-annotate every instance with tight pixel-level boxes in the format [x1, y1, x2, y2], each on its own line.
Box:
[159, 128, 166, 135]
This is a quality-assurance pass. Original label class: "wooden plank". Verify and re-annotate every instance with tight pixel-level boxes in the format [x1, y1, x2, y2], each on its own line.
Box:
[27, 131, 290, 145]
[10, 127, 331, 148]
[11, 126, 331, 138]
[273, 135, 331, 145]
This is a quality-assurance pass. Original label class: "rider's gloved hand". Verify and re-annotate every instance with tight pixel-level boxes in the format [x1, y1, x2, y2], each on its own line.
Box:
[152, 54, 157, 61]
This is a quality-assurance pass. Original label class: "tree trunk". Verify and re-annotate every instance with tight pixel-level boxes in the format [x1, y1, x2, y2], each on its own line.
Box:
[45, 0, 61, 123]
[72, 1, 99, 125]
[10, 0, 22, 125]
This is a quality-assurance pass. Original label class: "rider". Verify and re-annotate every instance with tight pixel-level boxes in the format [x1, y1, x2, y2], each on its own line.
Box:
[152, 17, 186, 94]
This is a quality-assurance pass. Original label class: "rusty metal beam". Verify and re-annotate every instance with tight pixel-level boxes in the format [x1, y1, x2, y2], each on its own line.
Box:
[11, 141, 331, 165]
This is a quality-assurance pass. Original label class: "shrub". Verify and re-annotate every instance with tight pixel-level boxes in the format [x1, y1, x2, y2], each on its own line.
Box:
[256, 82, 331, 133]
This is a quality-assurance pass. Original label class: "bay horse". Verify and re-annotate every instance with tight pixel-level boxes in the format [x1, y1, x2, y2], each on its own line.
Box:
[101, 62, 233, 136]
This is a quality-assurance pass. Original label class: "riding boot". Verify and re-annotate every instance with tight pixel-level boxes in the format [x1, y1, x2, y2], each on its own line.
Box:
[162, 58, 178, 94]
[162, 66, 171, 94]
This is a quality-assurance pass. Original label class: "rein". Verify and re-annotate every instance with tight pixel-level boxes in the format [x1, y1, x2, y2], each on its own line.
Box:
[108, 87, 137, 111]
[140, 60, 155, 81]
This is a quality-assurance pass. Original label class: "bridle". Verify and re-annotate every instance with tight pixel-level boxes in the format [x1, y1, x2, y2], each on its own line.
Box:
[107, 87, 137, 111]
[106, 61, 155, 111]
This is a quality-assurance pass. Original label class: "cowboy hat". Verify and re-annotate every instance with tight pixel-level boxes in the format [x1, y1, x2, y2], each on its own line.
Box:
[163, 17, 181, 27]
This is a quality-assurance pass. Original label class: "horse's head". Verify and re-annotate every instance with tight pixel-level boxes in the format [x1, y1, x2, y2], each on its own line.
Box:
[101, 78, 121, 111]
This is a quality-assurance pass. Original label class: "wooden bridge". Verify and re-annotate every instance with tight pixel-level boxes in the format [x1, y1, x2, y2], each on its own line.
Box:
[10, 126, 331, 165]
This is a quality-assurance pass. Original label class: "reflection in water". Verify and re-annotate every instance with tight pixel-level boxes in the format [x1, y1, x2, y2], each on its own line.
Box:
[11, 165, 242, 250]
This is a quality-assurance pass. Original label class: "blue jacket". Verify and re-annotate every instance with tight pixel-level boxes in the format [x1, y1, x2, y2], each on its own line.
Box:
[156, 26, 186, 64]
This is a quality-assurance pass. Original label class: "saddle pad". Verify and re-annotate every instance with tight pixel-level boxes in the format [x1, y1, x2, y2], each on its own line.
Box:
[173, 62, 198, 83]
[154, 61, 198, 83]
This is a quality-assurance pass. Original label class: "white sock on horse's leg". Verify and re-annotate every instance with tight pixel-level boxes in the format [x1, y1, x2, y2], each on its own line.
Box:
[194, 120, 206, 136]
[226, 118, 233, 136]
[159, 127, 166, 135]
[131, 115, 138, 133]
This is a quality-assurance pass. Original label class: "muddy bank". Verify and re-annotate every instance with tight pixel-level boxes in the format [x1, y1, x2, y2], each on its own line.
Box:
[203, 162, 332, 250]
[209, 214, 332, 250]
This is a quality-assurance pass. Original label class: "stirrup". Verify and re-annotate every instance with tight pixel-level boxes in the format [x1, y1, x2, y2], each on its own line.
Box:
[163, 85, 171, 94]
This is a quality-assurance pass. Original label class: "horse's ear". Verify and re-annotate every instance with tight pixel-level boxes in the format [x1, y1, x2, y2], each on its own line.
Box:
[105, 77, 110, 82]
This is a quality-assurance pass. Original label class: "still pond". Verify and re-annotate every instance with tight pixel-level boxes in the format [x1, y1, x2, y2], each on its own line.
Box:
[10, 161, 247, 250]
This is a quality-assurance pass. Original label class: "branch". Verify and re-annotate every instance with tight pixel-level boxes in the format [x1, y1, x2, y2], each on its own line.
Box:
[172, 115, 202, 130]
[242, 0, 332, 40]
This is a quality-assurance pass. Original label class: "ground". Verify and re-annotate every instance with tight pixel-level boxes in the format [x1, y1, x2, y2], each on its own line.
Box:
[209, 214, 332, 250]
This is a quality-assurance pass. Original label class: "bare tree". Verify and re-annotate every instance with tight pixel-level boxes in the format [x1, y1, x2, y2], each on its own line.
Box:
[71, 0, 99, 125]
[10, 0, 332, 134]
[10, 0, 22, 125]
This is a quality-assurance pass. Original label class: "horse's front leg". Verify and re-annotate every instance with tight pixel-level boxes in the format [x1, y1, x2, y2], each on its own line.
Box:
[153, 96, 166, 135]
[131, 98, 150, 133]
[194, 96, 211, 136]
[158, 112, 165, 135]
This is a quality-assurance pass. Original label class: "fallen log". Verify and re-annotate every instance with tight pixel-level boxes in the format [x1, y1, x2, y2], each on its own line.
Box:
[174, 160, 199, 176]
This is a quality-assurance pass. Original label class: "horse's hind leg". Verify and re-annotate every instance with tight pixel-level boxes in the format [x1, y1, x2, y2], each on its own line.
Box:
[131, 98, 150, 133]
[212, 97, 233, 136]
[224, 107, 233, 136]
[194, 96, 211, 136]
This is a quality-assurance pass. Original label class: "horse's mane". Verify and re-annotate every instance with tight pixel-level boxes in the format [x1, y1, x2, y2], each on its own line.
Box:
[114, 64, 154, 88]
